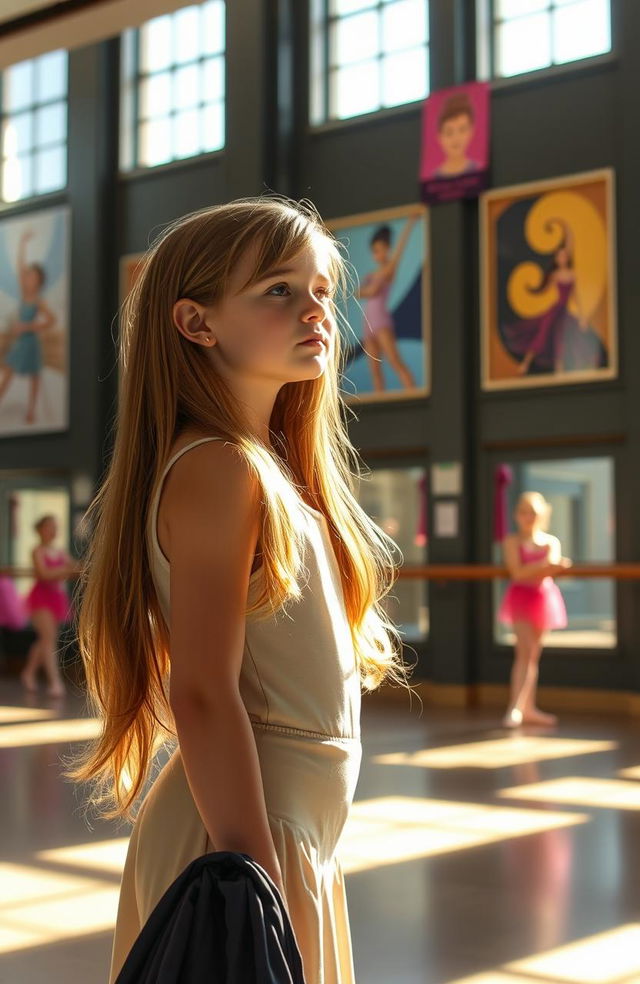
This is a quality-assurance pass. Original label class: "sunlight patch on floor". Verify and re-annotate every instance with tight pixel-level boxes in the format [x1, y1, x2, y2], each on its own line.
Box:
[373, 737, 616, 770]
[337, 796, 587, 874]
[498, 777, 640, 811]
[36, 839, 129, 875]
[0, 862, 118, 954]
[0, 718, 101, 748]
[0, 706, 57, 725]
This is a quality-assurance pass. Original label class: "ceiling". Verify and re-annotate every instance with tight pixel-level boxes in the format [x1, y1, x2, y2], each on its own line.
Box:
[0, 0, 75, 29]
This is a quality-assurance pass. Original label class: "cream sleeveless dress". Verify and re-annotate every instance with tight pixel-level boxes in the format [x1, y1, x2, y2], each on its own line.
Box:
[108, 437, 362, 984]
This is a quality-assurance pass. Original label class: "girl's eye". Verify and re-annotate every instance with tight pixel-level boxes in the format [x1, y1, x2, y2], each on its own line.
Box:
[266, 283, 291, 297]
[315, 287, 334, 300]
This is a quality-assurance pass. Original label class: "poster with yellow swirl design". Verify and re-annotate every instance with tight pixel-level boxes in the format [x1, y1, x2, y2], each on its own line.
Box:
[481, 169, 617, 390]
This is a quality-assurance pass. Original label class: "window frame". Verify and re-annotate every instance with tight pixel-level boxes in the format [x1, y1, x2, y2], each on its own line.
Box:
[310, 0, 431, 127]
[120, 0, 226, 174]
[0, 51, 69, 205]
[480, 0, 612, 83]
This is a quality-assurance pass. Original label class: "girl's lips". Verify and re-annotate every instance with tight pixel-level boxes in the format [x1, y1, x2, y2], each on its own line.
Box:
[299, 338, 325, 347]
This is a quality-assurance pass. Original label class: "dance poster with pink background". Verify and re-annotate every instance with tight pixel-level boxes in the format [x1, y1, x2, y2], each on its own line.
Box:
[420, 81, 490, 205]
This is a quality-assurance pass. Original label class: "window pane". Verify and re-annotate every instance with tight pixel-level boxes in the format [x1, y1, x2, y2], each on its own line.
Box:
[202, 101, 224, 151]
[202, 57, 224, 100]
[329, 0, 375, 13]
[3, 61, 34, 113]
[357, 467, 429, 642]
[382, 0, 427, 53]
[35, 102, 66, 147]
[139, 72, 171, 120]
[553, 0, 610, 63]
[138, 116, 172, 166]
[174, 5, 201, 64]
[2, 111, 33, 155]
[173, 108, 200, 158]
[140, 15, 173, 73]
[330, 60, 380, 118]
[35, 50, 67, 102]
[1, 154, 32, 201]
[382, 46, 428, 106]
[494, 457, 616, 648]
[330, 11, 379, 67]
[203, 0, 225, 55]
[34, 143, 66, 194]
[174, 63, 199, 111]
[496, 0, 548, 17]
[495, 12, 551, 76]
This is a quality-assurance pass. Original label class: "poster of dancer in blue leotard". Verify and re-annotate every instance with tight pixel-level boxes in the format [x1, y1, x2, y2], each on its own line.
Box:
[480, 169, 617, 391]
[327, 204, 429, 403]
[0, 205, 70, 435]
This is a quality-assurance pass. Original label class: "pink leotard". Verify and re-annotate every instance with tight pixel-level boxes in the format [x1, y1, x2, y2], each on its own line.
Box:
[499, 542, 567, 633]
[24, 551, 73, 624]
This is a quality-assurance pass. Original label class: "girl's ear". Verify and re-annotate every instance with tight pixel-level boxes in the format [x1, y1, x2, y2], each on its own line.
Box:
[172, 298, 216, 347]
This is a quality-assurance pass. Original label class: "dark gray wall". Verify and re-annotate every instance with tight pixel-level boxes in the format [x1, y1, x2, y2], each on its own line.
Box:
[2, 0, 638, 692]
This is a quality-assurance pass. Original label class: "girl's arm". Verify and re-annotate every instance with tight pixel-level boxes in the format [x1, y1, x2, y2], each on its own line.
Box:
[503, 534, 565, 582]
[357, 274, 384, 299]
[32, 546, 75, 581]
[164, 442, 285, 897]
[383, 214, 419, 280]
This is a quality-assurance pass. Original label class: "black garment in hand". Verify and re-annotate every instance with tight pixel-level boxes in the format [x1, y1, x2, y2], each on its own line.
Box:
[114, 851, 306, 984]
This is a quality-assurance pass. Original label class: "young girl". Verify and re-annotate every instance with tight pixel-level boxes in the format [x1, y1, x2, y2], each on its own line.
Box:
[0, 229, 56, 426]
[22, 514, 78, 697]
[67, 198, 406, 984]
[358, 216, 418, 392]
[499, 492, 571, 728]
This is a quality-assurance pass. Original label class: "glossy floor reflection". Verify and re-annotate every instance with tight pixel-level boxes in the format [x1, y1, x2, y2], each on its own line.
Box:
[1, 676, 640, 984]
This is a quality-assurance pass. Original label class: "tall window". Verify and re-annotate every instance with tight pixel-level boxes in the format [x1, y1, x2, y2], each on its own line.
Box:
[310, 0, 430, 124]
[120, 0, 225, 170]
[494, 456, 616, 649]
[1, 50, 68, 203]
[483, 0, 611, 79]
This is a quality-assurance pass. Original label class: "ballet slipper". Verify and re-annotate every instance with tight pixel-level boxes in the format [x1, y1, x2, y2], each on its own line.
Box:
[522, 708, 558, 726]
[20, 670, 39, 692]
[502, 708, 523, 728]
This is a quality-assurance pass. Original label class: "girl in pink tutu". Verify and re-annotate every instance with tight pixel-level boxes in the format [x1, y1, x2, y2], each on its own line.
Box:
[500, 492, 572, 728]
[21, 514, 79, 697]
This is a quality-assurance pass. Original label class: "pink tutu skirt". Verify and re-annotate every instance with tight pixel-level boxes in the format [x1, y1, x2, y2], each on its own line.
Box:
[25, 582, 73, 623]
[0, 577, 28, 630]
[499, 577, 567, 633]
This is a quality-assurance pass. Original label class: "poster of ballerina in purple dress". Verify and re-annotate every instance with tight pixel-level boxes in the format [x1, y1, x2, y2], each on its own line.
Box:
[327, 204, 429, 403]
[480, 169, 617, 391]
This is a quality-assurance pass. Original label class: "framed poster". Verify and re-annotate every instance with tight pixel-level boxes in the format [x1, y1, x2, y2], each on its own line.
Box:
[0, 205, 70, 435]
[480, 169, 617, 391]
[420, 81, 490, 205]
[327, 204, 430, 403]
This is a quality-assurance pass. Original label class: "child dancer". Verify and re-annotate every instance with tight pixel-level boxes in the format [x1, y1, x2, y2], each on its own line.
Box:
[0, 229, 56, 425]
[67, 198, 407, 984]
[499, 491, 571, 727]
[22, 515, 78, 697]
[358, 215, 418, 392]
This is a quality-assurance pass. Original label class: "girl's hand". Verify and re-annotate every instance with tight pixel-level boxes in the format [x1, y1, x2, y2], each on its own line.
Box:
[551, 558, 572, 575]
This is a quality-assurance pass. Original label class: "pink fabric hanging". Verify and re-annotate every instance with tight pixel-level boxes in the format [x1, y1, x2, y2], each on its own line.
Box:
[0, 577, 28, 630]
[494, 464, 514, 543]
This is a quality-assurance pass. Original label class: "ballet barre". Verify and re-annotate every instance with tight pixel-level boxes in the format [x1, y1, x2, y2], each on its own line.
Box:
[397, 564, 640, 580]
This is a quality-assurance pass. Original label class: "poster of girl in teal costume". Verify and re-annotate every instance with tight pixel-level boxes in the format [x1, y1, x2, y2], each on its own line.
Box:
[0, 205, 70, 435]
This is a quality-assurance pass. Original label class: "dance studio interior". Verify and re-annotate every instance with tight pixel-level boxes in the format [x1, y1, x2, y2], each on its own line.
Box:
[1, 1, 639, 982]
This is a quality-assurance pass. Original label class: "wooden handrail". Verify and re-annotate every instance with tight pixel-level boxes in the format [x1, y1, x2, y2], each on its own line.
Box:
[3, 564, 640, 581]
[397, 564, 640, 581]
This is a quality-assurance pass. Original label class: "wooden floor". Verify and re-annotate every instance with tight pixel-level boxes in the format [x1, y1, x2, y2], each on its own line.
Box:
[1, 676, 640, 984]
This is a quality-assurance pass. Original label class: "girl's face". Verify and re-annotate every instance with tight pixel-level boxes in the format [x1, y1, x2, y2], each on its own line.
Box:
[371, 240, 390, 265]
[438, 113, 474, 160]
[203, 236, 336, 387]
[24, 266, 42, 294]
[515, 500, 541, 535]
[556, 247, 569, 268]
[39, 518, 57, 542]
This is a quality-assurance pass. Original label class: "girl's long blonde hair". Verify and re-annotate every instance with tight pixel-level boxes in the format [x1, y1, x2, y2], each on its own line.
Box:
[66, 197, 409, 821]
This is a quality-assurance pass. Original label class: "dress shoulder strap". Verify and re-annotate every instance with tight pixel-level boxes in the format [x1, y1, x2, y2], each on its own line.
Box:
[148, 437, 224, 564]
